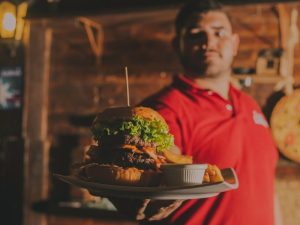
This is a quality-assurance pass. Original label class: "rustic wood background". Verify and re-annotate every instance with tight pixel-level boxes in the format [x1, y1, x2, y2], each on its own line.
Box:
[24, 2, 300, 225]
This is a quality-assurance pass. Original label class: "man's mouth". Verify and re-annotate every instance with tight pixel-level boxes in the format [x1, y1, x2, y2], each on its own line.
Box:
[203, 50, 220, 58]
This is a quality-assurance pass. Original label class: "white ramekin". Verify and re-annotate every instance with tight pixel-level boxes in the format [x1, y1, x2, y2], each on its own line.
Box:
[160, 164, 208, 186]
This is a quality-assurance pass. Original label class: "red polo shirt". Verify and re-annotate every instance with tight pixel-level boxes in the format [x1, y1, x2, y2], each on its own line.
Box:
[141, 75, 278, 225]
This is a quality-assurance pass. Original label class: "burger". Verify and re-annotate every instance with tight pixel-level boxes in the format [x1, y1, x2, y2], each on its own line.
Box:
[78, 106, 191, 186]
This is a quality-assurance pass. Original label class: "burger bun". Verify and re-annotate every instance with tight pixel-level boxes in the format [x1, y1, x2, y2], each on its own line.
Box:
[83, 163, 161, 187]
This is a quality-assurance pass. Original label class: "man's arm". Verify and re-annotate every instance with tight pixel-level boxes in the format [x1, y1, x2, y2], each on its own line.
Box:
[109, 197, 185, 221]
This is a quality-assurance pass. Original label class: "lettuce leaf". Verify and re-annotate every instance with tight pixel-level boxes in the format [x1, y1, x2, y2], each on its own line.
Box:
[91, 115, 174, 152]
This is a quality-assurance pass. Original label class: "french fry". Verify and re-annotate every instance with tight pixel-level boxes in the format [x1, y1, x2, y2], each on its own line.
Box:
[163, 149, 193, 164]
[203, 164, 224, 183]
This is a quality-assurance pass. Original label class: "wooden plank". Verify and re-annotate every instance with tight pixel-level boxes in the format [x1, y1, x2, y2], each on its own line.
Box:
[23, 22, 53, 225]
[275, 4, 299, 94]
[26, 0, 300, 19]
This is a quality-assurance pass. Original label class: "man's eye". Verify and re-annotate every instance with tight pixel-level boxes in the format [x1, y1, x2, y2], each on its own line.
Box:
[216, 30, 226, 37]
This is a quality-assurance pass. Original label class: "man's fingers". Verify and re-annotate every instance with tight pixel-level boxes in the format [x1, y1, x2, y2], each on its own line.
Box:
[148, 200, 184, 221]
[109, 197, 150, 220]
[136, 199, 151, 220]
[110, 197, 184, 221]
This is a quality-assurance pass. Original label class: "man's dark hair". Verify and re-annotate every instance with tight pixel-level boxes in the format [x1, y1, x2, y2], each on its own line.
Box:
[175, 0, 225, 36]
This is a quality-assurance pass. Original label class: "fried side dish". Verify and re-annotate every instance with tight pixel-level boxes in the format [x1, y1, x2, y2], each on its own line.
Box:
[162, 148, 193, 164]
[203, 164, 224, 183]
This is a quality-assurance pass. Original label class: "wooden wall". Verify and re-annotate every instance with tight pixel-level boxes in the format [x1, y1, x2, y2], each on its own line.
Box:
[24, 2, 300, 225]
[48, 3, 300, 120]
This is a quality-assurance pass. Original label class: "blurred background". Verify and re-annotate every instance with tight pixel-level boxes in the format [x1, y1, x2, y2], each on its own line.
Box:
[0, 0, 299, 225]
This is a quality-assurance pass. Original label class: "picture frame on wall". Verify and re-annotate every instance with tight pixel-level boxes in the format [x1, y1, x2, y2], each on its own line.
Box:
[0, 66, 23, 110]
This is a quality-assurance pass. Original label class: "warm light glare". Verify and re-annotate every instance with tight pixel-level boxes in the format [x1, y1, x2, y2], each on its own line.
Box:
[0, 1, 28, 40]
[2, 12, 16, 32]
[15, 2, 28, 41]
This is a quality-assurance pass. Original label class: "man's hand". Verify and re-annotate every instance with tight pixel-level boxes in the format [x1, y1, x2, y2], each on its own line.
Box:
[109, 197, 185, 221]
[137, 199, 184, 221]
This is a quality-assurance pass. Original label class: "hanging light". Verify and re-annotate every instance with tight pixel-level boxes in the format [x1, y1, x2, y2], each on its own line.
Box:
[0, 1, 28, 41]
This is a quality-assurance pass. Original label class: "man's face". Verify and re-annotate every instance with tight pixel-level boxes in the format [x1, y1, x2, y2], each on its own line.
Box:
[176, 11, 239, 78]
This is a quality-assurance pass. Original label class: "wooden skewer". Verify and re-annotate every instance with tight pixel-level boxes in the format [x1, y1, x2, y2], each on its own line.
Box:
[125, 66, 130, 106]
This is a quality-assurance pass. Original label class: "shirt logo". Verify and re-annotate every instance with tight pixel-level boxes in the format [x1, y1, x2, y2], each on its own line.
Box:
[252, 110, 269, 128]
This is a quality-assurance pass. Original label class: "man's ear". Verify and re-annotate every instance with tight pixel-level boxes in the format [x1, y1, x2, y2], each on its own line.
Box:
[232, 33, 240, 56]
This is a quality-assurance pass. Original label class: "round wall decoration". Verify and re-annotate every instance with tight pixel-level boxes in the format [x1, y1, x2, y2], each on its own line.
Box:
[270, 89, 300, 163]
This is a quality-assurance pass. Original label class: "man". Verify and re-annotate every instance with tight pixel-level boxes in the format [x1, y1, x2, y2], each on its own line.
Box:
[137, 0, 279, 224]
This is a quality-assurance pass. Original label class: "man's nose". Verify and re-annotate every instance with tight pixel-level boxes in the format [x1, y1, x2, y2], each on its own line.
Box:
[201, 33, 217, 50]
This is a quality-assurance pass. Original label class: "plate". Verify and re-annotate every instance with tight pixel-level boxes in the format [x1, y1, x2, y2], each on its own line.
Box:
[54, 168, 238, 200]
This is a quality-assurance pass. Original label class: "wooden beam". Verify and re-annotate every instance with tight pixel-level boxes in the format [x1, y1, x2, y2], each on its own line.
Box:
[23, 22, 53, 225]
[275, 4, 299, 94]
[27, 0, 300, 19]
[78, 17, 104, 65]
[276, 4, 290, 49]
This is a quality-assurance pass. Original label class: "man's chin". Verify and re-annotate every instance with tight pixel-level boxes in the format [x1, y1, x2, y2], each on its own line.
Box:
[182, 60, 227, 78]
[204, 67, 223, 77]
[199, 61, 230, 77]
[192, 64, 222, 77]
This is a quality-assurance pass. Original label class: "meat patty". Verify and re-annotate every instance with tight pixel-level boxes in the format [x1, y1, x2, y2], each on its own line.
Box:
[86, 145, 157, 170]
